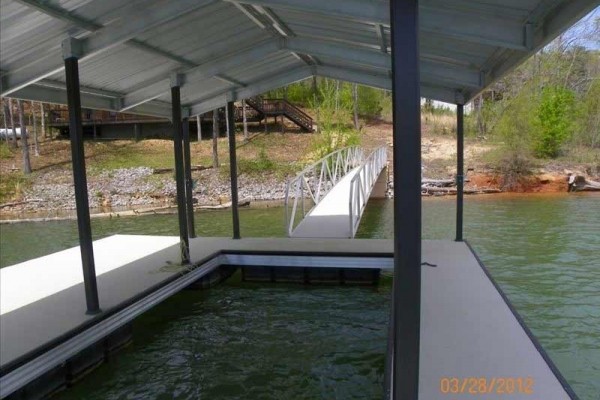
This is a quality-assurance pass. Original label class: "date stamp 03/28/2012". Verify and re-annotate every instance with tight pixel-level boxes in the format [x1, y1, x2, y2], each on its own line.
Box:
[439, 377, 535, 395]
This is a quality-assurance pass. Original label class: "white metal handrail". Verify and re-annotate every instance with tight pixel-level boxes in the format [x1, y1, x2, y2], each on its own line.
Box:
[349, 146, 387, 237]
[285, 146, 364, 236]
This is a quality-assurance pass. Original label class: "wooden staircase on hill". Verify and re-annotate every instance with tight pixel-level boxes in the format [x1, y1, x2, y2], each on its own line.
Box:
[240, 96, 313, 132]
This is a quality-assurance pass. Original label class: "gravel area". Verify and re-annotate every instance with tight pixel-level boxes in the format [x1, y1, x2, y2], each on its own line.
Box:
[9, 167, 289, 213]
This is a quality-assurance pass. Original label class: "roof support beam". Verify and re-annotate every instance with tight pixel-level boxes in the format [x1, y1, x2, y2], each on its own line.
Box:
[2, 0, 215, 96]
[482, 0, 599, 95]
[285, 37, 481, 88]
[214, 74, 247, 87]
[13, 0, 101, 31]
[35, 79, 122, 99]
[286, 37, 389, 70]
[226, 0, 388, 24]
[13, 0, 198, 68]
[8, 85, 116, 111]
[231, 0, 527, 50]
[7, 83, 171, 118]
[375, 24, 388, 53]
[120, 40, 282, 111]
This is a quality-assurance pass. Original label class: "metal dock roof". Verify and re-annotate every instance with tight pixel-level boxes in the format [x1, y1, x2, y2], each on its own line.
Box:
[1, 0, 597, 117]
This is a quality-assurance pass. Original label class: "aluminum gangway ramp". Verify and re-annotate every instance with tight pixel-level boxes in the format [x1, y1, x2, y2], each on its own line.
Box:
[285, 146, 387, 238]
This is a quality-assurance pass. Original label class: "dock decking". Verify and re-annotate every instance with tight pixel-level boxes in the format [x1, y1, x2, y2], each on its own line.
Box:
[1, 236, 574, 399]
[291, 166, 361, 238]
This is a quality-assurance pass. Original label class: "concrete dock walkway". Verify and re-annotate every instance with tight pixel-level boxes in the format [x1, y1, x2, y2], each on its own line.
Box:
[0, 236, 574, 399]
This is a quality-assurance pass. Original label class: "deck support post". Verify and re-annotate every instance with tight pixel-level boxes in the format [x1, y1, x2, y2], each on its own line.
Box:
[242, 99, 249, 141]
[63, 42, 101, 315]
[182, 109, 196, 238]
[196, 114, 202, 142]
[212, 109, 219, 168]
[455, 103, 464, 242]
[226, 101, 241, 239]
[170, 75, 190, 263]
[389, 0, 421, 398]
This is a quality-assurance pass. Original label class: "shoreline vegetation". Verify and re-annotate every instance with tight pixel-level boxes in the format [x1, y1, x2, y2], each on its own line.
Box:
[1, 24, 598, 222]
[0, 121, 598, 224]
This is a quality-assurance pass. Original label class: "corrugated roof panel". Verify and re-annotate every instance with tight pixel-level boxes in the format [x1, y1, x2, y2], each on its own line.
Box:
[178, 79, 227, 105]
[70, 0, 155, 26]
[225, 52, 302, 80]
[279, 9, 381, 48]
[179, 52, 304, 105]
[1, 0, 595, 115]
[78, 45, 179, 93]
[136, 2, 258, 62]
[0, 1, 84, 71]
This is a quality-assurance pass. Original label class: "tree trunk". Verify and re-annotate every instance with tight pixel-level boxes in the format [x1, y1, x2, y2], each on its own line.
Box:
[40, 102, 46, 139]
[17, 100, 32, 174]
[2, 99, 10, 144]
[424, 98, 433, 113]
[313, 75, 320, 133]
[568, 175, 600, 192]
[352, 83, 359, 130]
[8, 98, 17, 148]
[196, 114, 202, 142]
[31, 101, 39, 156]
[212, 109, 219, 168]
[242, 99, 248, 141]
[476, 94, 485, 137]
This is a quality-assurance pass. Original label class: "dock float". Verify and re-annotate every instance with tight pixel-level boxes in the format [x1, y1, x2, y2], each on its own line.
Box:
[0, 236, 576, 399]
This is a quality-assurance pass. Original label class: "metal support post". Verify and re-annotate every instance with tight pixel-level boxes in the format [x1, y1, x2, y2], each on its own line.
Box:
[389, 0, 421, 398]
[226, 101, 241, 239]
[456, 104, 464, 242]
[182, 111, 196, 238]
[63, 50, 101, 315]
[170, 76, 190, 263]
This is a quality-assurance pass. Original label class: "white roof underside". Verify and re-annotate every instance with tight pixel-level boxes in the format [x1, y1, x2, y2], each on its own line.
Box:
[1, 0, 597, 118]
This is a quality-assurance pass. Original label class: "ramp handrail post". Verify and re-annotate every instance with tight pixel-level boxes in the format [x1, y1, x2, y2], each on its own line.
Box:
[348, 146, 388, 237]
[284, 181, 290, 235]
[284, 146, 361, 236]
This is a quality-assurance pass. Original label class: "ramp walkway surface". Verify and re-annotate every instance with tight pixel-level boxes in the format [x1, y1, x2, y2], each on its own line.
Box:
[287, 146, 387, 239]
[291, 166, 360, 238]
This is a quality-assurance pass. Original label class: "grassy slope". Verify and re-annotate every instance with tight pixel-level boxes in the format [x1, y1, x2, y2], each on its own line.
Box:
[0, 127, 316, 203]
[1, 117, 597, 203]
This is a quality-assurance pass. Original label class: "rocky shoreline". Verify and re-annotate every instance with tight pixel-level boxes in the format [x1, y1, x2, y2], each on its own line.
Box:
[0, 166, 291, 217]
[1, 165, 598, 222]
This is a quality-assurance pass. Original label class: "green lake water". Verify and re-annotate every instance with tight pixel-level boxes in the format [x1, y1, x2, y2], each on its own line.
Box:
[1, 194, 598, 399]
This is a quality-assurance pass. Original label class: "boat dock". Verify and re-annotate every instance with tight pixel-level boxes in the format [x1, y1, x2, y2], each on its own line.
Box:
[1, 236, 575, 399]
[1, 0, 594, 397]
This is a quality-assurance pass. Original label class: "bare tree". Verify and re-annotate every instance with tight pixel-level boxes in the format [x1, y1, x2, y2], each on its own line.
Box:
[475, 94, 485, 137]
[212, 109, 219, 168]
[31, 101, 40, 156]
[196, 114, 202, 142]
[16, 100, 32, 174]
[40, 102, 46, 139]
[8, 98, 18, 148]
[2, 98, 9, 144]
[352, 83, 359, 130]
[242, 99, 248, 141]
